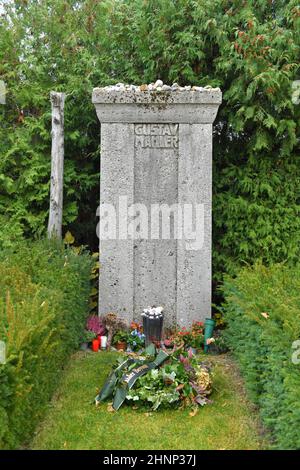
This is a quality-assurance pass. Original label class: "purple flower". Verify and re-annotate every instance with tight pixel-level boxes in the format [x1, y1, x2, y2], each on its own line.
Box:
[86, 315, 106, 336]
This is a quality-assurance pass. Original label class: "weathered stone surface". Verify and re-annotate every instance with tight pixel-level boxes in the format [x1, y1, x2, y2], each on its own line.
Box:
[177, 124, 212, 327]
[97, 123, 134, 324]
[93, 83, 222, 327]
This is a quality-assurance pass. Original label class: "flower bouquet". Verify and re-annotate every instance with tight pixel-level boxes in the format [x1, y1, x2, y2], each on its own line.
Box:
[127, 322, 145, 351]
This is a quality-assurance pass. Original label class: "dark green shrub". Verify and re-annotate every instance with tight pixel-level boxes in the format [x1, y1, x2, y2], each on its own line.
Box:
[0, 240, 92, 449]
[223, 262, 300, 449]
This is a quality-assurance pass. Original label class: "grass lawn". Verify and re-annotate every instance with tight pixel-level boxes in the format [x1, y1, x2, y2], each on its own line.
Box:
[31, 351, 265, 450]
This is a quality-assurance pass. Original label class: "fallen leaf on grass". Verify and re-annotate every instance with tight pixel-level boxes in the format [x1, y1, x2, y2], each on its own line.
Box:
[261, 312, 269, 319]
[107, 403, 115, 413]
[189, 408, 199, 417]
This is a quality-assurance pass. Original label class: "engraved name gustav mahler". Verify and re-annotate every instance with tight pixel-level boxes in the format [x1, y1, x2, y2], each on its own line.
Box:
[135, 123, 178, 148]
[97, 117, 204, 250]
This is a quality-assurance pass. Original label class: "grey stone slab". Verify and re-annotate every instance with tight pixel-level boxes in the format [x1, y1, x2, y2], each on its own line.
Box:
[98, 123, 134, 324]
[176, 124, 212, 326]
[93, 86, 221, 327]
[133, 128, 178, 326]
[92, 87, 222, 124]
[93, 103, 220, 124]
[92, 88, 222, 104]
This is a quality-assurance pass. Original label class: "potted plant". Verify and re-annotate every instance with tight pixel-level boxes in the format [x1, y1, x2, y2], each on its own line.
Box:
[103, 312, 128, 350]
[171, 322, 204, 353]
[86, 315, 106, 336]
[113, 330, 128, 351]
[80, 330, 97, 350]
[127, 328, 145, 352]
[173, 328, 193, 349]
[190, 322, 205, 352]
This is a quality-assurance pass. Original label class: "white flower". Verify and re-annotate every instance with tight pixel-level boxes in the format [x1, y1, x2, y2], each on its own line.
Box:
[206, 337, 215, 345]
[151, 369, 159, 378]
[142, 305, 164, 318]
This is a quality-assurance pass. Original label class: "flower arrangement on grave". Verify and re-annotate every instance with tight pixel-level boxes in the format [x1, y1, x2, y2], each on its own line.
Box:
[95, 344, 213, 413]
[111, 322, 145, 352]
[103, 312, 128, 350]
[127, 322, 145, 351]
[141, 306, 164, 318]
[126, 350, 212, 412]
[81, 316, 106, 350]
[86, 315, 106, 336]
[171, 321, 205, 351]
[113, 330, 129, 351]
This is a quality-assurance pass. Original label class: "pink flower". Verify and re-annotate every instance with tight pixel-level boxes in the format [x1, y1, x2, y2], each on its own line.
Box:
[179, 354, 188, 365]
[86, 315, 106, 335]
[188, 347, 194, 358]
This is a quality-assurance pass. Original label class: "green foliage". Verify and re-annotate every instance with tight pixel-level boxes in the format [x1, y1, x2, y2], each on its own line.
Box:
[0, 0, 299, 280]
[126, 330, 145, 351]
[222, 262, 300, 449]
[113, 330, 129, 345]
[126, 351, 213, 411]
[126, 367, 181, 410]
[0, 240, 92, 449]
[172, 322, 205, 349]
[81, 329, 97, 343]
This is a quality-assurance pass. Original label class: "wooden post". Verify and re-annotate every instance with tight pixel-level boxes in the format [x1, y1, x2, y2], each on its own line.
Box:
[48, 91, 65, 239]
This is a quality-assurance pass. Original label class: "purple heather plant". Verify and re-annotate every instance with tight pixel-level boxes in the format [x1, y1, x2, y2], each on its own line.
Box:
[86, 315, 106, 336]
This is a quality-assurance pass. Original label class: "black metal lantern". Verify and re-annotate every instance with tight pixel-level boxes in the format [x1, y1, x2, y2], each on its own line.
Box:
[142, 306, 164, 347]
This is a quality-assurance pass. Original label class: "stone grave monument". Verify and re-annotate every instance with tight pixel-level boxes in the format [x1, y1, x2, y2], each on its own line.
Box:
[92, 81, 222, 327]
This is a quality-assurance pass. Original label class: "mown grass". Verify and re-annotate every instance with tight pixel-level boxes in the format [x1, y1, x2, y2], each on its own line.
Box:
[31, 351, 266, 450]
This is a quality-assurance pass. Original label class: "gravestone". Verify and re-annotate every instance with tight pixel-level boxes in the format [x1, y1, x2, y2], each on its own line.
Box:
[92, 82, 222, 327]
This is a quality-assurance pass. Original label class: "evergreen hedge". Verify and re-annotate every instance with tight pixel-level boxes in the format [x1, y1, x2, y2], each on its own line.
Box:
[223, 262, 300, 449]
[0, 240, 92, 449]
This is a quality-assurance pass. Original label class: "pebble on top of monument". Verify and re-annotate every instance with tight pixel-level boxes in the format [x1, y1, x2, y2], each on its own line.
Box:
[92, 81, 222, 328]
